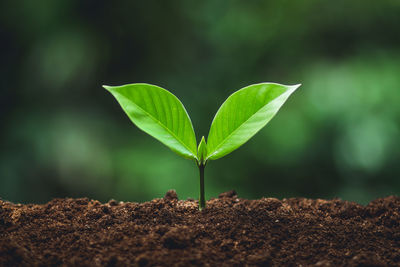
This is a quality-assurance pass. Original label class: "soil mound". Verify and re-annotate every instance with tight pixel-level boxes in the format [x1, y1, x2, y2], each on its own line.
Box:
[1, 191, 399, 266]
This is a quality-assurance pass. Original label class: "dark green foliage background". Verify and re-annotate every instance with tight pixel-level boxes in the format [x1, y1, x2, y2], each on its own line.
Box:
[1, 0, 399, 204]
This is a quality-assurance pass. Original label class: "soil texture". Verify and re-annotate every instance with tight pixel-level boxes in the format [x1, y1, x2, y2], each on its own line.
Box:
[1, 190, 400, 266]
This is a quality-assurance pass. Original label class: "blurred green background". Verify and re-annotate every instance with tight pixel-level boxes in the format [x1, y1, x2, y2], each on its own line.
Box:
[1, 0, 399, 204]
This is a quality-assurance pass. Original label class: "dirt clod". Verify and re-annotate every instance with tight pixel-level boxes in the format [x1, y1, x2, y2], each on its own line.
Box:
[218, 190, 237, 198]
[0, 193, 399, 266]
[107, 199, 119, 206]
[164, 189, 178, 201]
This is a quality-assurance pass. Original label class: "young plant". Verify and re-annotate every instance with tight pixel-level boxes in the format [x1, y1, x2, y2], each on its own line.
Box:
[104, 82, 300, 210]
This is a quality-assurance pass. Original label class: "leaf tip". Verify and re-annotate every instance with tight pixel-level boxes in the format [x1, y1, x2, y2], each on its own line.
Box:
[103, 85, 112, 91]
[290, 83, 302, 90]
[198, 136, 207, 165]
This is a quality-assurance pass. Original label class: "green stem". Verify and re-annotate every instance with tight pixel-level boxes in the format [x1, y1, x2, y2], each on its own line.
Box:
[198, 163, 206, 210]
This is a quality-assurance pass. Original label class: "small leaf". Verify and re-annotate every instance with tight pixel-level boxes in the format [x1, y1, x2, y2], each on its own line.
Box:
[206, 83, 300, 160]
[104, 83, 197, 160]
[197, 136, 207, 165]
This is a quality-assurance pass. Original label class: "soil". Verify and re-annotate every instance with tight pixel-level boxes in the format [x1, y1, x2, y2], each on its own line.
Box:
[0, 190, 399, 267]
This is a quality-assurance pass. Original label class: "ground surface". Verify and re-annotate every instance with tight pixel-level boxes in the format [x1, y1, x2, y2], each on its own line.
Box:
[0, 191, 399, 266]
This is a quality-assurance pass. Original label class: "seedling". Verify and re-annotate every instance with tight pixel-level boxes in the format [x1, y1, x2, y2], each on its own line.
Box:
[104, 83, 300, 210]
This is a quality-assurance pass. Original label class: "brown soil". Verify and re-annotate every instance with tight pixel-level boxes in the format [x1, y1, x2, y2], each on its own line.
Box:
[0, 190, 399, 267]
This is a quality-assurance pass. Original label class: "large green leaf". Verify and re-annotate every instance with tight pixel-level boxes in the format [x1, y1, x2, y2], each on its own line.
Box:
[206, 83, 300, 160]
[104, 83, 198, 160]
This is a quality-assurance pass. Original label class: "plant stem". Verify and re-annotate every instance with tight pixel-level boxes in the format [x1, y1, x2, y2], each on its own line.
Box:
[198, 163, 206, 210]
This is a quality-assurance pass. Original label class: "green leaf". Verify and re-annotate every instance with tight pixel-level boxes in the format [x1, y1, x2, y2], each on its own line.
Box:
[206, 83, 300, 160]
[197, 136, 207, 165]
[104, 83, 198, 160]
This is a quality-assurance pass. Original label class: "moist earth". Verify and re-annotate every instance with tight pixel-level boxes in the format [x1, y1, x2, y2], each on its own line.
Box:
[0, 190, 399, 266]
